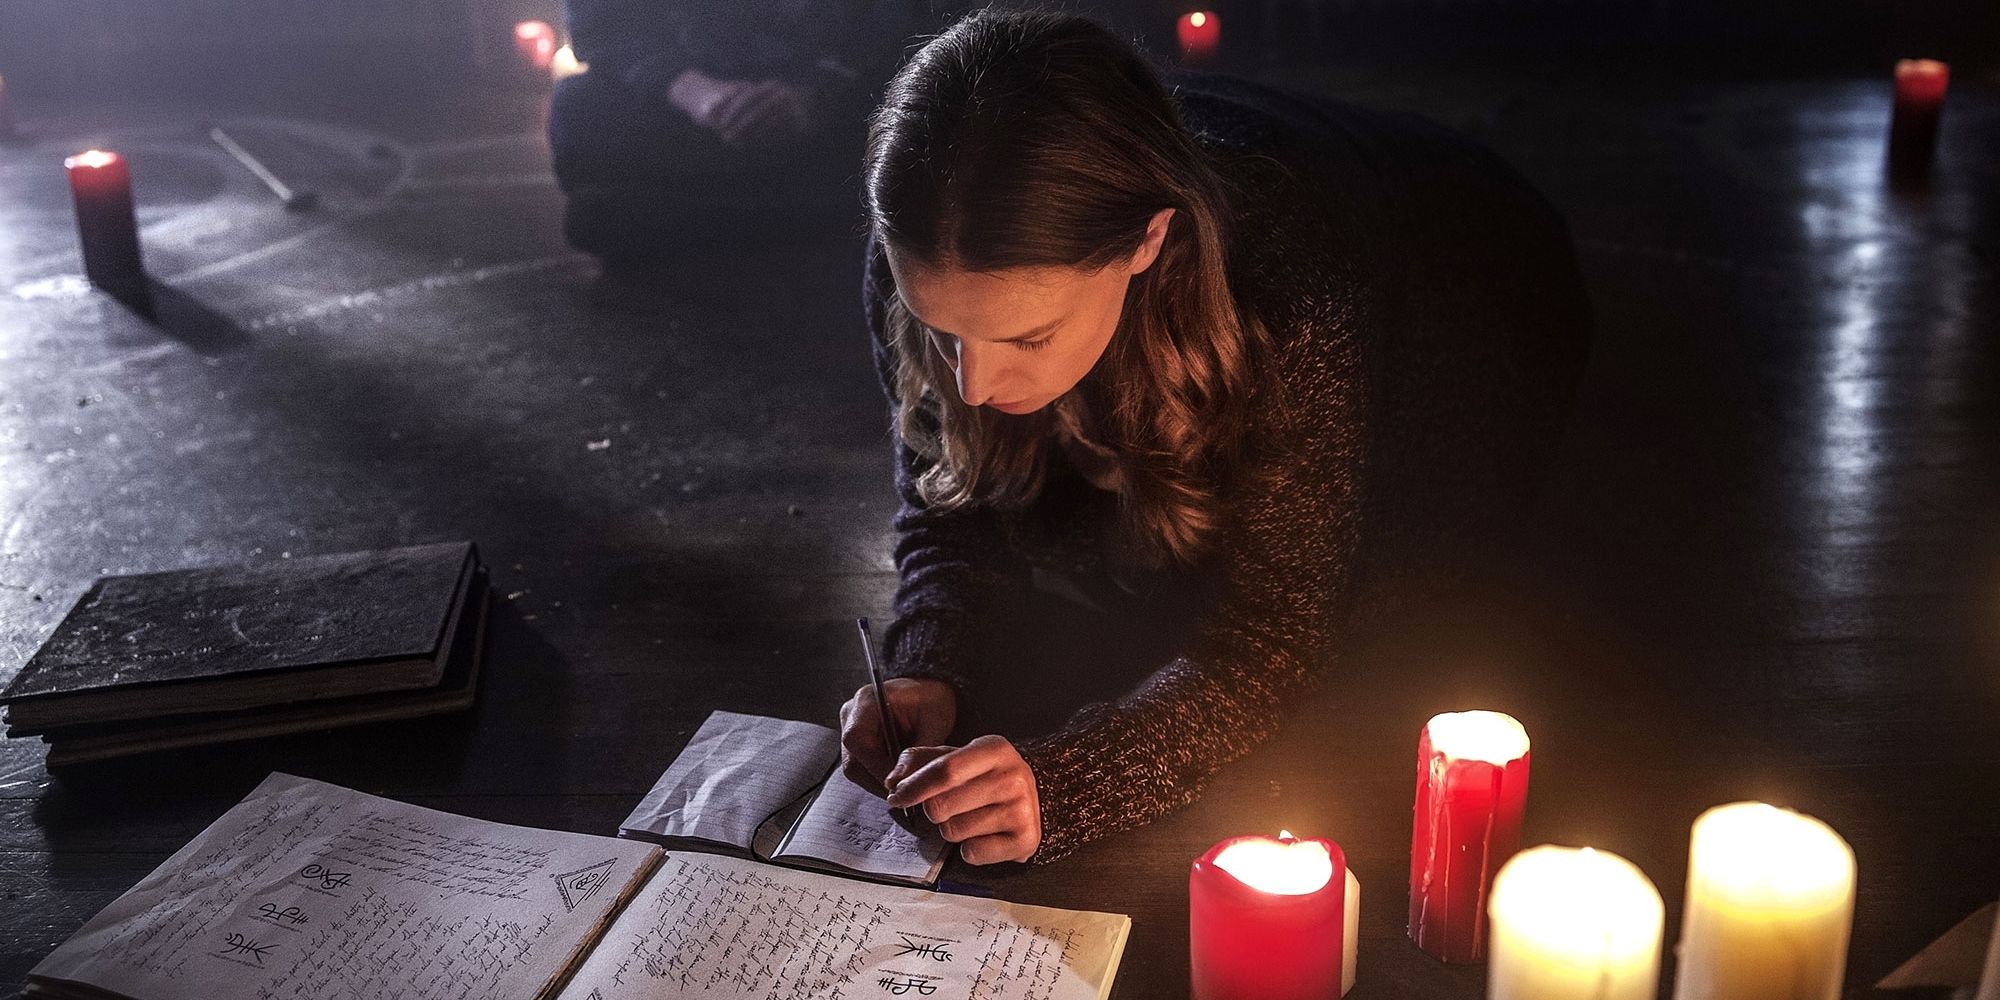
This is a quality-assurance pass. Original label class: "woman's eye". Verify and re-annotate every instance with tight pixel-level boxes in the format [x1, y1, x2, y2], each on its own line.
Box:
[1016, 336, 1053, 352]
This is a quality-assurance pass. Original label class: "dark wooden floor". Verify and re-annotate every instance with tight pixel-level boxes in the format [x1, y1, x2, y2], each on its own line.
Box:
[0, 56, 1996, 999]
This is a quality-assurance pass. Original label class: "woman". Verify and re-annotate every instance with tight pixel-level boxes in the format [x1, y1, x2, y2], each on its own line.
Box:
[838, 8, 1590, 866]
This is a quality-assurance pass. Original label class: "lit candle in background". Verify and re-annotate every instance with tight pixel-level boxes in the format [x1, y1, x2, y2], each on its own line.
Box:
[550, 43, 588, 81]
[1487, 846, 1663, 1000]
[514, 21, 558, 72]
[1191, 832, 1359, 999]
[1888, 58, 1949, 172]
[64, 149, 147, 298]
[1176, 11, 1221, 67]
[1409, 710, 1530, 963]
[1673, 802, 1856, 1000]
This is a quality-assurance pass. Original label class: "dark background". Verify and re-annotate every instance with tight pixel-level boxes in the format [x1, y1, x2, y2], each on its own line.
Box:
[0, 0, 1997, 998]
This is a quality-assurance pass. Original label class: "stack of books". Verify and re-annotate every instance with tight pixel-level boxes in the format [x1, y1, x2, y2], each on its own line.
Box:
[0, 540, 489, 766]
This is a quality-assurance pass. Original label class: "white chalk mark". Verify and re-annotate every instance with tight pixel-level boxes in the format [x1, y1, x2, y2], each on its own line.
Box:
[10, 275, 93, 301]
[160, 215, 356, 284]
[70, 342, 181, 379]
[243, 253, 593, 331]
[399, 173, 558, 192]
[409, 132, 546, 159]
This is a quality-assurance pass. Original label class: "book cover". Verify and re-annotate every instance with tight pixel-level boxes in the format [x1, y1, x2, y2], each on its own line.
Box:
[40, 566, 491, 766]
[1, 541, 476, 730]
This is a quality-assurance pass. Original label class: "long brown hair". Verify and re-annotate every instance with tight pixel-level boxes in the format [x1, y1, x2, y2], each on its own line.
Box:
[864, 7, 1271, 567]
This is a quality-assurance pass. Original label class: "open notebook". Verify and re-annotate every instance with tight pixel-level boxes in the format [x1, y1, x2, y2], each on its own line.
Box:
[619, 710, 952, 887]
[26, 773, 1131, 1000]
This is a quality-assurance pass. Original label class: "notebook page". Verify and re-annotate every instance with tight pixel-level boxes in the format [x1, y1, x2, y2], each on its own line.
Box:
[620, 710, 840, 848]
[556, 851, 1131, 1000]
[28, 772, 660, 1000]
[775, 768, 950, 883]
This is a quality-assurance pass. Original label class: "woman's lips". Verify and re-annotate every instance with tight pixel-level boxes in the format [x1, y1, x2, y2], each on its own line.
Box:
[988, 398, 1038, 414]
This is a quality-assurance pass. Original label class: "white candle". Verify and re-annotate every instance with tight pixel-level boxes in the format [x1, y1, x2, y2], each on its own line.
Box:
[1487, 846, 1663, 1000]
[1673, 802, 1856, 1000]
[1975, 897, 2000, 1000]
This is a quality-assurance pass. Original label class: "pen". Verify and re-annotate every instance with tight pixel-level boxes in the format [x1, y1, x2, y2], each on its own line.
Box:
[855, 617, 914, 820]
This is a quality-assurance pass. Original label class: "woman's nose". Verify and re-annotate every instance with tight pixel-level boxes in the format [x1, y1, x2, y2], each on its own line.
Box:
[955, 342, 1000, 407]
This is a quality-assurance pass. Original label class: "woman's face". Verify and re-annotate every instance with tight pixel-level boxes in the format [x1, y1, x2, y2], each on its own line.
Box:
[886, 208, 1174, 415]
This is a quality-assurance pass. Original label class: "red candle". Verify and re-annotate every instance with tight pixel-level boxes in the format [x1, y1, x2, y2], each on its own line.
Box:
[1888, 58, 1949, 171]
[1408, 710, 1530, 964]
[514, 21, 558, 72]
[1177, 11, 1221, 67]
[64, 149, 146, 296]
[1191, 832, 1358, 999]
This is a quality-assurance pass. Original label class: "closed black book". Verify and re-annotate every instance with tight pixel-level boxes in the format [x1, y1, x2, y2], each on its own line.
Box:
[1, 541, 477, 734]
[40, 566, 491, 766]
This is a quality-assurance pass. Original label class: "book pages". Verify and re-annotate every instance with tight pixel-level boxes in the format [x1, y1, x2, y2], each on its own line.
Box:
[557, 852, 1131, 1000]
[774, 769, 949, 884]
[620, 711, 840, 849]
[28, 773, 661, 1000]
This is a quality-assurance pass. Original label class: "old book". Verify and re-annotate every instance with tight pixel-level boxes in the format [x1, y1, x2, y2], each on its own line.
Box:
[1, 541, 478, 734]
[39, 565, 490, 766]
[24, 773, 1132, 1000]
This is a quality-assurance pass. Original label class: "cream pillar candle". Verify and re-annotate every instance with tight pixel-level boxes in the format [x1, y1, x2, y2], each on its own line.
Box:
[1487, 846, 1663, 1000]
[1975, 897, 2000, 1000]
[1673, 802, 1856, 1000]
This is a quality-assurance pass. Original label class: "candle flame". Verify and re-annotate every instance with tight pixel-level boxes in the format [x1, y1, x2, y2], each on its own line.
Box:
[1188, 11, 1207, 27]
[1689, 802, 1854, 911]
[551, 44, 588, 80]
[1489, 846, 1663, 962]
[66, 149, 120, 170]
[1425, 710, 1530, 764]
[515, 20, 551, 39]
[1213, 836, 1332, 895]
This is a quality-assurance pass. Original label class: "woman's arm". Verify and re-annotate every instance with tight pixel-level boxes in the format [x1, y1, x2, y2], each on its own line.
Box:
[1015, 321, 1370, 864]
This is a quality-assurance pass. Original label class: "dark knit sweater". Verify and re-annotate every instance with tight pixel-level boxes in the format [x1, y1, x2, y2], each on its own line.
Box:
[862, 72, 1591, 864]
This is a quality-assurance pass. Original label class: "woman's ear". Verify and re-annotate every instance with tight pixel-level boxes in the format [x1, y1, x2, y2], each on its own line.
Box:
[1125, 207, 1177, 275]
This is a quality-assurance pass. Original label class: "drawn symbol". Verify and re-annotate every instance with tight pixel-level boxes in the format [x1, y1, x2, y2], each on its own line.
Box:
[553, 858, 617, 913]
[216, 932, 276, 967]
[877, 976, 939, 996]
[256, 902, 309, 926]
[300, 864, 352, 890]
[894, 935, 953, 962]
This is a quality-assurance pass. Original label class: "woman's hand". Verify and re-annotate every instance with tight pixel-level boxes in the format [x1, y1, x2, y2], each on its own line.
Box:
[838, 677, 957, 795]
[665, 70, 813, 148]
[711, 79, 814, 148]
[884, 735, 1042, 865]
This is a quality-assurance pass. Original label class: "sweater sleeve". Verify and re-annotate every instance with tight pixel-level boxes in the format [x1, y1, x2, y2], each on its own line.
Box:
[1014, 311, 1370, 864]
[862, 236, 1030, 733]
